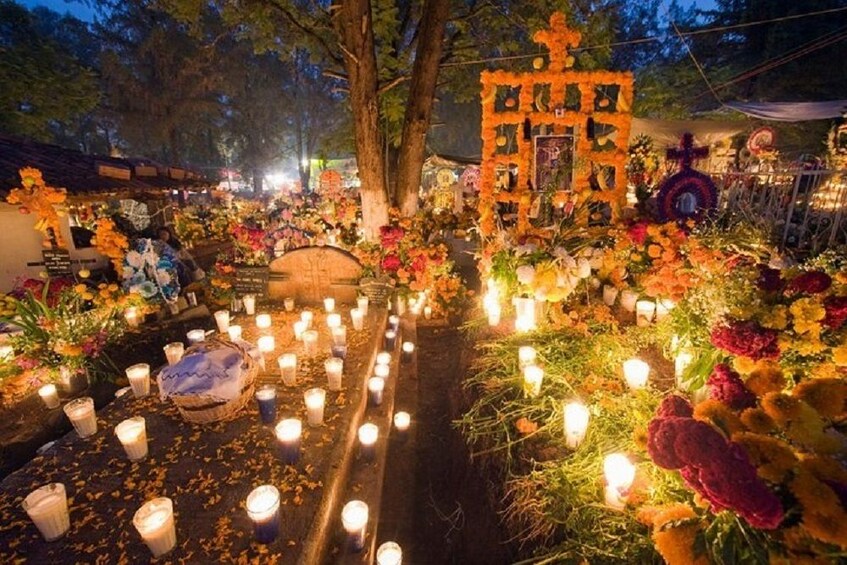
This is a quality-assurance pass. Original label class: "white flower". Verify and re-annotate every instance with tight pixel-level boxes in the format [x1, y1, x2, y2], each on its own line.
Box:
[515, 244, 537, 256]
[125, 251, 144, 268]
[122, 266, 135, 280]
[156, 269, 172, 285]
[516, 265, 536, 285]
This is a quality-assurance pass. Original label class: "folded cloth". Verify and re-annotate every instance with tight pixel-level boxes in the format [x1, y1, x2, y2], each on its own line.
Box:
[157, 341, 249, 402]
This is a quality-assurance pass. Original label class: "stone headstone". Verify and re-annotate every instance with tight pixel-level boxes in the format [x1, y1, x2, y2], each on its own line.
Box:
[268, 247, 362, 305]
[234, 266, 269, 298]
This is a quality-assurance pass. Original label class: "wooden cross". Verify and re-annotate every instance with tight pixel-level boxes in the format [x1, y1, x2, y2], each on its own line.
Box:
[667, 132, 709, 171]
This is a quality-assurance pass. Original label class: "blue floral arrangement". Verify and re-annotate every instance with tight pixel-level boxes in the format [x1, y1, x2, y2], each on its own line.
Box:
[122, 238, 181, 303]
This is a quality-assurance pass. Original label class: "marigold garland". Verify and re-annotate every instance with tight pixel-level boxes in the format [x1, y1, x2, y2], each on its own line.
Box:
[6, 167, 67, 248]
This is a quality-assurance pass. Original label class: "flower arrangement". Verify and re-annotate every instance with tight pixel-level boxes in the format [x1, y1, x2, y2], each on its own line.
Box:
[91, 217, 129, 272]
[626, 135, 660, 204]
[172, 208, 207, 248]
[122, 239, 181, 303]
[6, 167, 67, 248]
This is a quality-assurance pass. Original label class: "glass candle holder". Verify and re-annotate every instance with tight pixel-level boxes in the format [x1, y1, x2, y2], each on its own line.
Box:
[388, 315, 400, 331]
[623, 358, 650, 390]
[563, 401, 590, 449]
[214, 310, 230, 333]
[293, 320, 307, 340]
[300, 310, 314, 329]
[304, 388, 326, 427]
[256, 313, 272, 330]
[331, 326, 347, 347]
[38, 384, 60, 409]
[423, 306, 433, 320]
[656, 298, 675, 321]
[518, 346, 536, 369]
[384, 330, 397, 351]
[242, 294, 256, 315]
[350, 308, 364, 331]
[620, 290, 638, 313]
[342, 500, 369, 552]
[231, 296, 242, 313]
[487, 303, 502, 326]
[324, 297, 336, 313]
[603, 453, 635, 510]
[302, 330, 319, 356]
[393, 411, 411, 433]
[255, 385, 277, 424]
[275, 418, 301, 465]
[635, 300, 656, 327]
[258, 335, 275, 354]
[514, 297, 536, 332]
[22, 483, 70, 542]
[401, 342, 415, 363]
[368, 377, 385, 407]
[675, 350, 694, 389]
[246, 485, 280, 544]
[124, 307, 141, 328]
[163, 342, 184, 366]
[63, 397, 97, 438]
[125, 363, 151, 398]
[376, 541, 403, 565]
[327, 313, 342, 329]
[227, 325, 243, 341]
[358, 423, 379, 461]
[602, 285, 619, 306]
[278, 354, 298, 387]
[325, 357, 344, 391]
[374, 364, 390, 380]
[133, 497, 177, 558]
[284, 297, 295, 312]
[376, 351, 392, 366]
[186, 329, 205, 344]
[115, 416, 148, 461]
[523, 365, 544, 398]
[357, 296, 369, 317]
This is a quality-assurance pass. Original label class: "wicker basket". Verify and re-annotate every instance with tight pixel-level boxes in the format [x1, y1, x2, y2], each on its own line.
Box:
[170, 338, 258, 424]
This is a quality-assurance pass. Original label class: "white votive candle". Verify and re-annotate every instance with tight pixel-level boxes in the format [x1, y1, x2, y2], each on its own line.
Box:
[124, 307, 141, 328]
[518, 346, 536, 369]
[523, 365, 544, 397]
[258, 335, 275, 354]
[293, 320, 307, 340]
[63, 397, 97, 438]
[302, 330, 319, 356]
[401, 341, 415, 363]
[327, 313, 342, 329]
[125, 363, 151, 398]
[115, 416, 148, 461]
[342, 500, 369, 552]
[514, 297, 536, 332]
[358, 422, 379, 461]
[604, 453, 635, 510]
[487, 303, 501, 326]
[635, 300, 656, 327]
[0, 344, 13, 362]
[424, 306, 432, 320]
[377, 541, 403, 565]
[304, 388, 326, 427]
[284, 297, 295, 312]
[620, 290, 638, 312]
[275, 418, 301, 464]
[246, 484, 280, 544]
[278, 354, 298, 386]
[256, 313, 272, 329]
[133, 497, 177, 558]
[324, 297, 336, 313]
[623, 358, 650, 390]
[393, 411, 411, 432]
[22, 483, 70, 541]
[242, 294, 256, 315]
[368, 377, 385, 406]
[656, 298, 675, 320]
[186, 329, 205, 344]
[227, 325, 243, 341]
[301, 310, 314, 329]
[675, 350, 694, 389]
[332, 326, 347, 347]
[374, 364, 390, 380]
[214, 310, 230, 333]
[357, 296, 369, 317]
[320, 357, 341, 390]
[163, 342, 184, 365]
[563, 401, 590, 449]
[602, 285, 619, 306]
[350, 308, 364, 331]
[38, 384, 60, 409]
[376, 351, 392, 366]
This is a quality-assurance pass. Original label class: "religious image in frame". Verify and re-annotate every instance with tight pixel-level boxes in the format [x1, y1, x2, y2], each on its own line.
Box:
[533, 135, 575, 193]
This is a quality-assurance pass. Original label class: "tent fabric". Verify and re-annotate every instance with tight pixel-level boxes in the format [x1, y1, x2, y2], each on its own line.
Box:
[724, 100, 847, 122]
[629, 117, 746, 147]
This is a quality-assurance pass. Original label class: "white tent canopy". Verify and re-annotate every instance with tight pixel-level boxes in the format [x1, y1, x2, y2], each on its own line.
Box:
[630, 117, 746, 147]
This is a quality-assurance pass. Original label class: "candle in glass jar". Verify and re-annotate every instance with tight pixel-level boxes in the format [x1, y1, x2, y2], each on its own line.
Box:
[514, 297, 536, 332]
[256, 313, 272, 330]
[331, 326, 347, 347]
[325, 357, 344, 391]
[284, 297, 295, 312]
[358, 422, 379, 461]
[374, 364, 390, 380]
[376, 351, 392, 366]
[258, 335, 275, 354]
[350, 308, 364, 331]
[63, 397, 97, 438]
[324, 297, 336, 313]
[674, 350, 694, 389]
[133, 497, 177, 558]
[227, 325, 243, 341]
[357, 296, 369, 317]
[0, 343, 13, 362]
[368, 377, 385, 407]
[124, 307, 141, 328]
[388, 315, 400, 331]
[246, 485, 280, 544]
[620, 290, 638, 313]
[656, 298, 675, 320]
[214, 310, 230, 333]
[293, 320, 307, 340]
[304, 388, 326, 427]
[38, 384, 60, 409]
[242, 294, 256, 315]
[518, 346, 536, 369]
[275, 418, 301, 465]
[393, 411, 411, 433]
[602, 285, 619, 306]
[22, 483, 70, 541]
[327, 313, 342, 330]
[163, 342, 184, 365]
[401, 342, 415, 363]
[563, 401, 590, 449]
[255, 385, 277, 424]
[186, 329, 205, 344]
[302, 330, 319, 356]
[301, 310, 314, 329]
[125, 363, 151, 398]
[423, 306, 432, 320]
[384, 330, 397, 351]
[341, 500, 369, 552]
[114, 416, 148, 461]
[487, 303, 501, 326]
[635, 300, 656, 327]
[603, 453, 635, 510]
[377, 541, 403, 565]
[523, 365, 544, 397]
[623, 359, 650, 390]
[278, 354, 298, 387]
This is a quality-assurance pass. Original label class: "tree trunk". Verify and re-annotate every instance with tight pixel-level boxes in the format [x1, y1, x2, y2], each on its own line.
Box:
[252, 167, 263, 194]
[394, 0, 450, 217]
[334, 0, 389, 239]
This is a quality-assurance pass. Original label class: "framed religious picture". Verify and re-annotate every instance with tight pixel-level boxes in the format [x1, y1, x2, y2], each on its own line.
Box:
[533, 135, 574, 193]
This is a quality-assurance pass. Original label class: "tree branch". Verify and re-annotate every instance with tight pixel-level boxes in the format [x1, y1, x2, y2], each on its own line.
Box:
[265, 0, 343, 65]
[377, 75, 410, 95]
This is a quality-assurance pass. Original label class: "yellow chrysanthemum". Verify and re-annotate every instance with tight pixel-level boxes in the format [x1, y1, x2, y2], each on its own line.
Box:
[793, 378, 847, 419]
[833, 343, 847, 367]
[693, 399, 744, 436]
[790, 297, 826, 336]
[740, 408, 777, 433]
[732, 431, 798, 483]
[733, 356, 758, 375]
[745, 363, 785, 396]
[761, 305, 789, 330]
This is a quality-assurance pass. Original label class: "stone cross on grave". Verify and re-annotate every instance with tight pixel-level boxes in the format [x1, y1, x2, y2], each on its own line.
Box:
[667, 132, 709, 171]
[305, 253, 331, 303]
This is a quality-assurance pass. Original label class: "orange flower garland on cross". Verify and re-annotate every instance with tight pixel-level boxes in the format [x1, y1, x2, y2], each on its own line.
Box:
[91, 217, 129, 272]
[6, 167, 67, 247]
[478, 12, 633, 236]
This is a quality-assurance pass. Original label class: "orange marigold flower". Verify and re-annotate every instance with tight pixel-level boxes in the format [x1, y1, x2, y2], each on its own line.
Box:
[793, 378, 847, 419]
[693, 399, 744, 436]
[731, 431, 797, 483]
[740, 408, 777, 433]
[745, 364, 785, 396]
